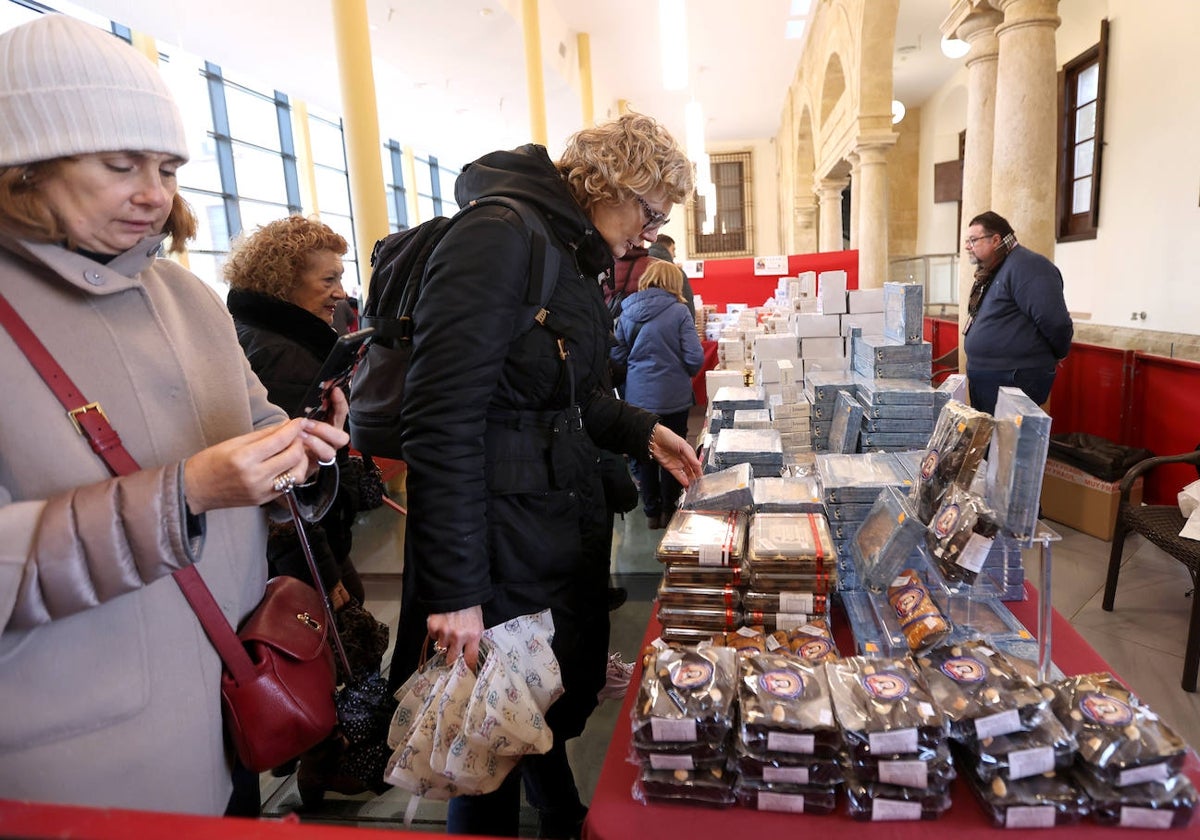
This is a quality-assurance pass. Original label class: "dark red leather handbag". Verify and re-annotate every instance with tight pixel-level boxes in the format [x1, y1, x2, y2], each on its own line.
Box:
[0, 292, 337, 773]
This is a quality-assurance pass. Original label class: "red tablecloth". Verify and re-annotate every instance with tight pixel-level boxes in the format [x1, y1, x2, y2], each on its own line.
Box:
[582, 586, 1200, 838]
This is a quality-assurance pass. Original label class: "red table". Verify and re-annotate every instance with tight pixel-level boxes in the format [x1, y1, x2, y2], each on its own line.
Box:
[692, 340, 719, 407]
[582, 586, 1200, 838]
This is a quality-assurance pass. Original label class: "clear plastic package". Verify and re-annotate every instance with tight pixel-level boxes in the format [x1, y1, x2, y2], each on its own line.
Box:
[632, 646, 738, 750]
[656, 510, 748, 566]
[845, 742, 956, 789]
[958, 751, 1089, 828]
[925, 483, 1001, 585]
[828, 390, 864, 454]
[712, 428, 785, 477]
[657, 604, 741, 632]
[634, 765, 737, 808]
[883, 281, 925, 344]
[1075, 765, 1198, 829]
[854, 374, 937, 405]
[985, 386, 1052, 544]
[970, 708, 1078, 781]
[736, 652, 840, 759]
[1051, 673, 1189, 787]
[887, 569, 952, 651]
[711, 385, 766, 413]
[748, 512, 835, 564]
[657, 580, 742, 610]
[679, 462, 754, 512]
[804, 370, 859, 403]
[742, 589, 829, 616]
[733, 746, 844, 785]
[826, 655, 948, 763]
[733, 778, 840, 814]
[850, 485, 925, 592]
[913, 400, 994, 524]
[840, 588, 908, 657]
[662, 563, 743, 587]
[914, 640, 1047, 741]
[745, 563, 836, 595]
[751, 475, 824, 513]
[843, 765, 953, 821]
[816, 452, 913, 504]
[711, 619, 837, 662]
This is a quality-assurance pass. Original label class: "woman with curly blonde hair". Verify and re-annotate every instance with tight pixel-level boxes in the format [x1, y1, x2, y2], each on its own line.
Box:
[387, 111, 702, 837]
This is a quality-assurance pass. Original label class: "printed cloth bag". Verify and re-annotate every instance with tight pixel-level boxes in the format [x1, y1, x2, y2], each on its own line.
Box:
[384, 609, 562, 800]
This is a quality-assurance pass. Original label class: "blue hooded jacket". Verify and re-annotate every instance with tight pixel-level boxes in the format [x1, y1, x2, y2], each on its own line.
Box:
[612, 287, 704, 415]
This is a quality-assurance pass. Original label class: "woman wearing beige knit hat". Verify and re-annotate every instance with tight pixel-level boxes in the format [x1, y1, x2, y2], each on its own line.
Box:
[0, 15, 350, 816]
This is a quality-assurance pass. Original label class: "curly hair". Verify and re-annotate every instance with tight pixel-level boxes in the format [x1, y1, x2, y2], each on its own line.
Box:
[223, 215, 348, 299]
[558, 112, 694, 213]
[638, 258, 685, 302]
[0, 161, 196, 255]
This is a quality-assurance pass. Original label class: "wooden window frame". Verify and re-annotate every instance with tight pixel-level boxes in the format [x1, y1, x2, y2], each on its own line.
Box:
[687, 150, 754, 258]
[1056, 19, 1109, 242]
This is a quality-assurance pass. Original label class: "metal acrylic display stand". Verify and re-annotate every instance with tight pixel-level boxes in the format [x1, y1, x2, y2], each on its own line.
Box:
[1028, 520, 1063, 682]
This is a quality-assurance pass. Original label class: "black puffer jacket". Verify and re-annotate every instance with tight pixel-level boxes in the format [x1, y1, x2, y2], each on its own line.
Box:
[226, 289, 353, 590]
[391, 144, 659, 737]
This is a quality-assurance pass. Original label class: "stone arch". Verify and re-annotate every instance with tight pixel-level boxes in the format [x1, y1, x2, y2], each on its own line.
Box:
[819, 52, 846, 127]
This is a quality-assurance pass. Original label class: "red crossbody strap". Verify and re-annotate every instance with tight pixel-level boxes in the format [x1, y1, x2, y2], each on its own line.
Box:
[0, 290, 254, 681]
[0, 292, 139, 477]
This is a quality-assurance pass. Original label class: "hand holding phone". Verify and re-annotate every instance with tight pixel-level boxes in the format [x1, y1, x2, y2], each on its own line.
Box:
[298, 327, 374, 423]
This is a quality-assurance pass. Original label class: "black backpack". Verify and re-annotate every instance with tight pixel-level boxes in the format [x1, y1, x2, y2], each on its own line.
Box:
[348, 197, 560, 459]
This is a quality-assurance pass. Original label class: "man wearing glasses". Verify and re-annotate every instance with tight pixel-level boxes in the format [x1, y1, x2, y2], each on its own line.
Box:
[962, 210, 1073, 415]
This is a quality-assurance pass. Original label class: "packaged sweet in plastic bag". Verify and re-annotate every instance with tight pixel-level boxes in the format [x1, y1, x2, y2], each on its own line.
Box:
[737, 652, 840, 759]
[925, 485, 1001, 585]
[733, 777, 839, 814]
[826, 655, 948, 763]
[679, 462, 754, 512]
[970, 707, 1077, 782]
[914, 400, 994, 524]
[632, 646, 738, 752]
[733, 745, 844, 786]
[887, 569, 952, 651]
[1074, 765, 1197, 829]
[957, 748, 1089, 828]
[914, 639, 1048, 741]
[843, 763, 954, 821]
[1051, 673, 1188, 787]
[844, 741, 956, 790]
[634, 765, 737, 808]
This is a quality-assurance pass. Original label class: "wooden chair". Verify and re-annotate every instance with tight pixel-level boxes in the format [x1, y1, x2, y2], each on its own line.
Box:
[1102, 448, 1200, 691]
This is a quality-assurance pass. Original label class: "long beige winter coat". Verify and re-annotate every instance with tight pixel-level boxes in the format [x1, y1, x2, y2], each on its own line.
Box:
[0, 232, 286, 814]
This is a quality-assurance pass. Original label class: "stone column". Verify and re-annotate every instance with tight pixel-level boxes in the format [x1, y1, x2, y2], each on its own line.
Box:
[793, 203, 818, 256]
[847, 152, 861, 249]
[816, 177, 849, 253]
[854, 141, 895, 290]
[991, 0, 1061, 257]
[951, 6, 1003, 350]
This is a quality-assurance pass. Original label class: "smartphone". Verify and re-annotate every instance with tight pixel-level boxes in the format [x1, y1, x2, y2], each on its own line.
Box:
[297, 327, 375, 423]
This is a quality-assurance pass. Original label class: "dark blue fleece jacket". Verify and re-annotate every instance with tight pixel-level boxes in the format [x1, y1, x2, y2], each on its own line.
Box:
[611, 287, 704, 415]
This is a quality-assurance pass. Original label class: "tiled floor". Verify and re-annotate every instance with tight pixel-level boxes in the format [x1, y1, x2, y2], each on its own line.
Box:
[265, 460, 1200, 833]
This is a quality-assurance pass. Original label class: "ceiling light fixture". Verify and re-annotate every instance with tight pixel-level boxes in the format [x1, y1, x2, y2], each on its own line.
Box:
[940, 36, 969, 59]
[659, 0, 688, 91]
[891, 99, 906, 125]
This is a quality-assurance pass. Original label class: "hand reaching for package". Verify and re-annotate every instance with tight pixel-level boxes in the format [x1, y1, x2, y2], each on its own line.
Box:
[649, 422, 702, 488]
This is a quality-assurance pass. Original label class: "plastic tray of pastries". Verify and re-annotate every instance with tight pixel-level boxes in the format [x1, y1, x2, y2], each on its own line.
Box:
[1051, 672, 1189, 787]
[840, 588, 908, 658]
[913, 639, 1048, 741]
[657, 604, 741, 632]
[656, 510, 748, 566]
[826, 655, 949, 763]
[711, 620, 838, 663]
[751, 475, 824, 513]
[816, 452, 913, 504]
[745, 563, 836, 595]
[742, 589, 829, 616]
[662, 563, 744, 587]
[657, 580, 742, 610]
[985, 386, 1052, 544]
[747, 512, 835, 563]
[736, 652, 840, 759]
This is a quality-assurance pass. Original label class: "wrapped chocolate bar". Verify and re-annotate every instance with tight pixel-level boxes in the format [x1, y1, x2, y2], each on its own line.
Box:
[733, 747, 844, 786]
[1051, 673, 1189, 786]
[733, 778, 839, 814]
[826, 655, 948, 763]
[958, 752, 1090, 828]
[914, 640, 1047, 741]
[635, 765, 737, 808]
[752, 475, 824, 513]
[846, 742, 956, 790]
[737, 653, 840, 759]
[850, 485, 925, 592]
[828, 390, 864, 454]
[632, 646, 738, 754]
[656, 510, 748, 567]
[843, 765, 953, 821]
[913, 400, 994, 524]
[925, 485, 1001, 585]
[678, 462, 754, 512]
[971, 707, 1078, 782]
[887, 569, 952, 651]
[1075, 766, 1198, 829]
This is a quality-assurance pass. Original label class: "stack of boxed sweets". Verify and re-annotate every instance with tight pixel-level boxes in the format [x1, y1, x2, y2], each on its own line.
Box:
[815, 452, 914, 591]
[706, 384, 763, 437]
[805, 369, 858, 452]
[741, 511, 837, 630]
[854, 375, 939, 453]
[753, 333, 801, 407]
[655, 508, 751, 645]
[710, 428, 785, 478]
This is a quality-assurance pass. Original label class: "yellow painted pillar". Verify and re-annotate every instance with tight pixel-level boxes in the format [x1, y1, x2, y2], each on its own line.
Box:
[521, 0, 548, 145]
[402, 145, 420, 224]
[291, 100, 320, 215]
[331, 0, 389, 294]
[577, 32, 594, 128]
[131, 29, 190, 269]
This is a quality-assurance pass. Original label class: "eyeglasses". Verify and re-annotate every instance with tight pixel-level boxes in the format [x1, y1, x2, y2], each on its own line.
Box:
[964, 233, 996, 248]
[635, 195, 669, 233]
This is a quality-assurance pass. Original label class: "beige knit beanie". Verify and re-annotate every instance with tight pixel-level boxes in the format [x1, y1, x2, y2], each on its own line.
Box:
[0, 14, 189, 167]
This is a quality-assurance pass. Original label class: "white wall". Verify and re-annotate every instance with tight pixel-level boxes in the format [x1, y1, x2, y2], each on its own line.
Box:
[915, 0, 1200, 335]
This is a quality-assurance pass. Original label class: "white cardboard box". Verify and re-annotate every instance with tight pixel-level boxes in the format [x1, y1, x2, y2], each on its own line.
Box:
[801, 336, 846, 359]
[847, 288, 885, 313]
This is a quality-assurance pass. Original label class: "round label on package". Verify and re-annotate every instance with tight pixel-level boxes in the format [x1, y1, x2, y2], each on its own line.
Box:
[940, 655, 987, 684]
[759, 669, 805, 699]
[863, 671, 911, 701]
[1079, 691, 1134, 726]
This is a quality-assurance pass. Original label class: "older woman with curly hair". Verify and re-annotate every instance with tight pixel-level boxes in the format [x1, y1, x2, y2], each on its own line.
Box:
[387, 112, 702, 837]
[224, 216, 365, 610]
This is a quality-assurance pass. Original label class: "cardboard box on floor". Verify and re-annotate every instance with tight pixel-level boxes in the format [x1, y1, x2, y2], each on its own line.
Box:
[1040, 458, 1143, 541]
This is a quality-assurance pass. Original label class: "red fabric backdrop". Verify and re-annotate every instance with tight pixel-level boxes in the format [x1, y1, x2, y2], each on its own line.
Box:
[689, 251, 859, 312]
